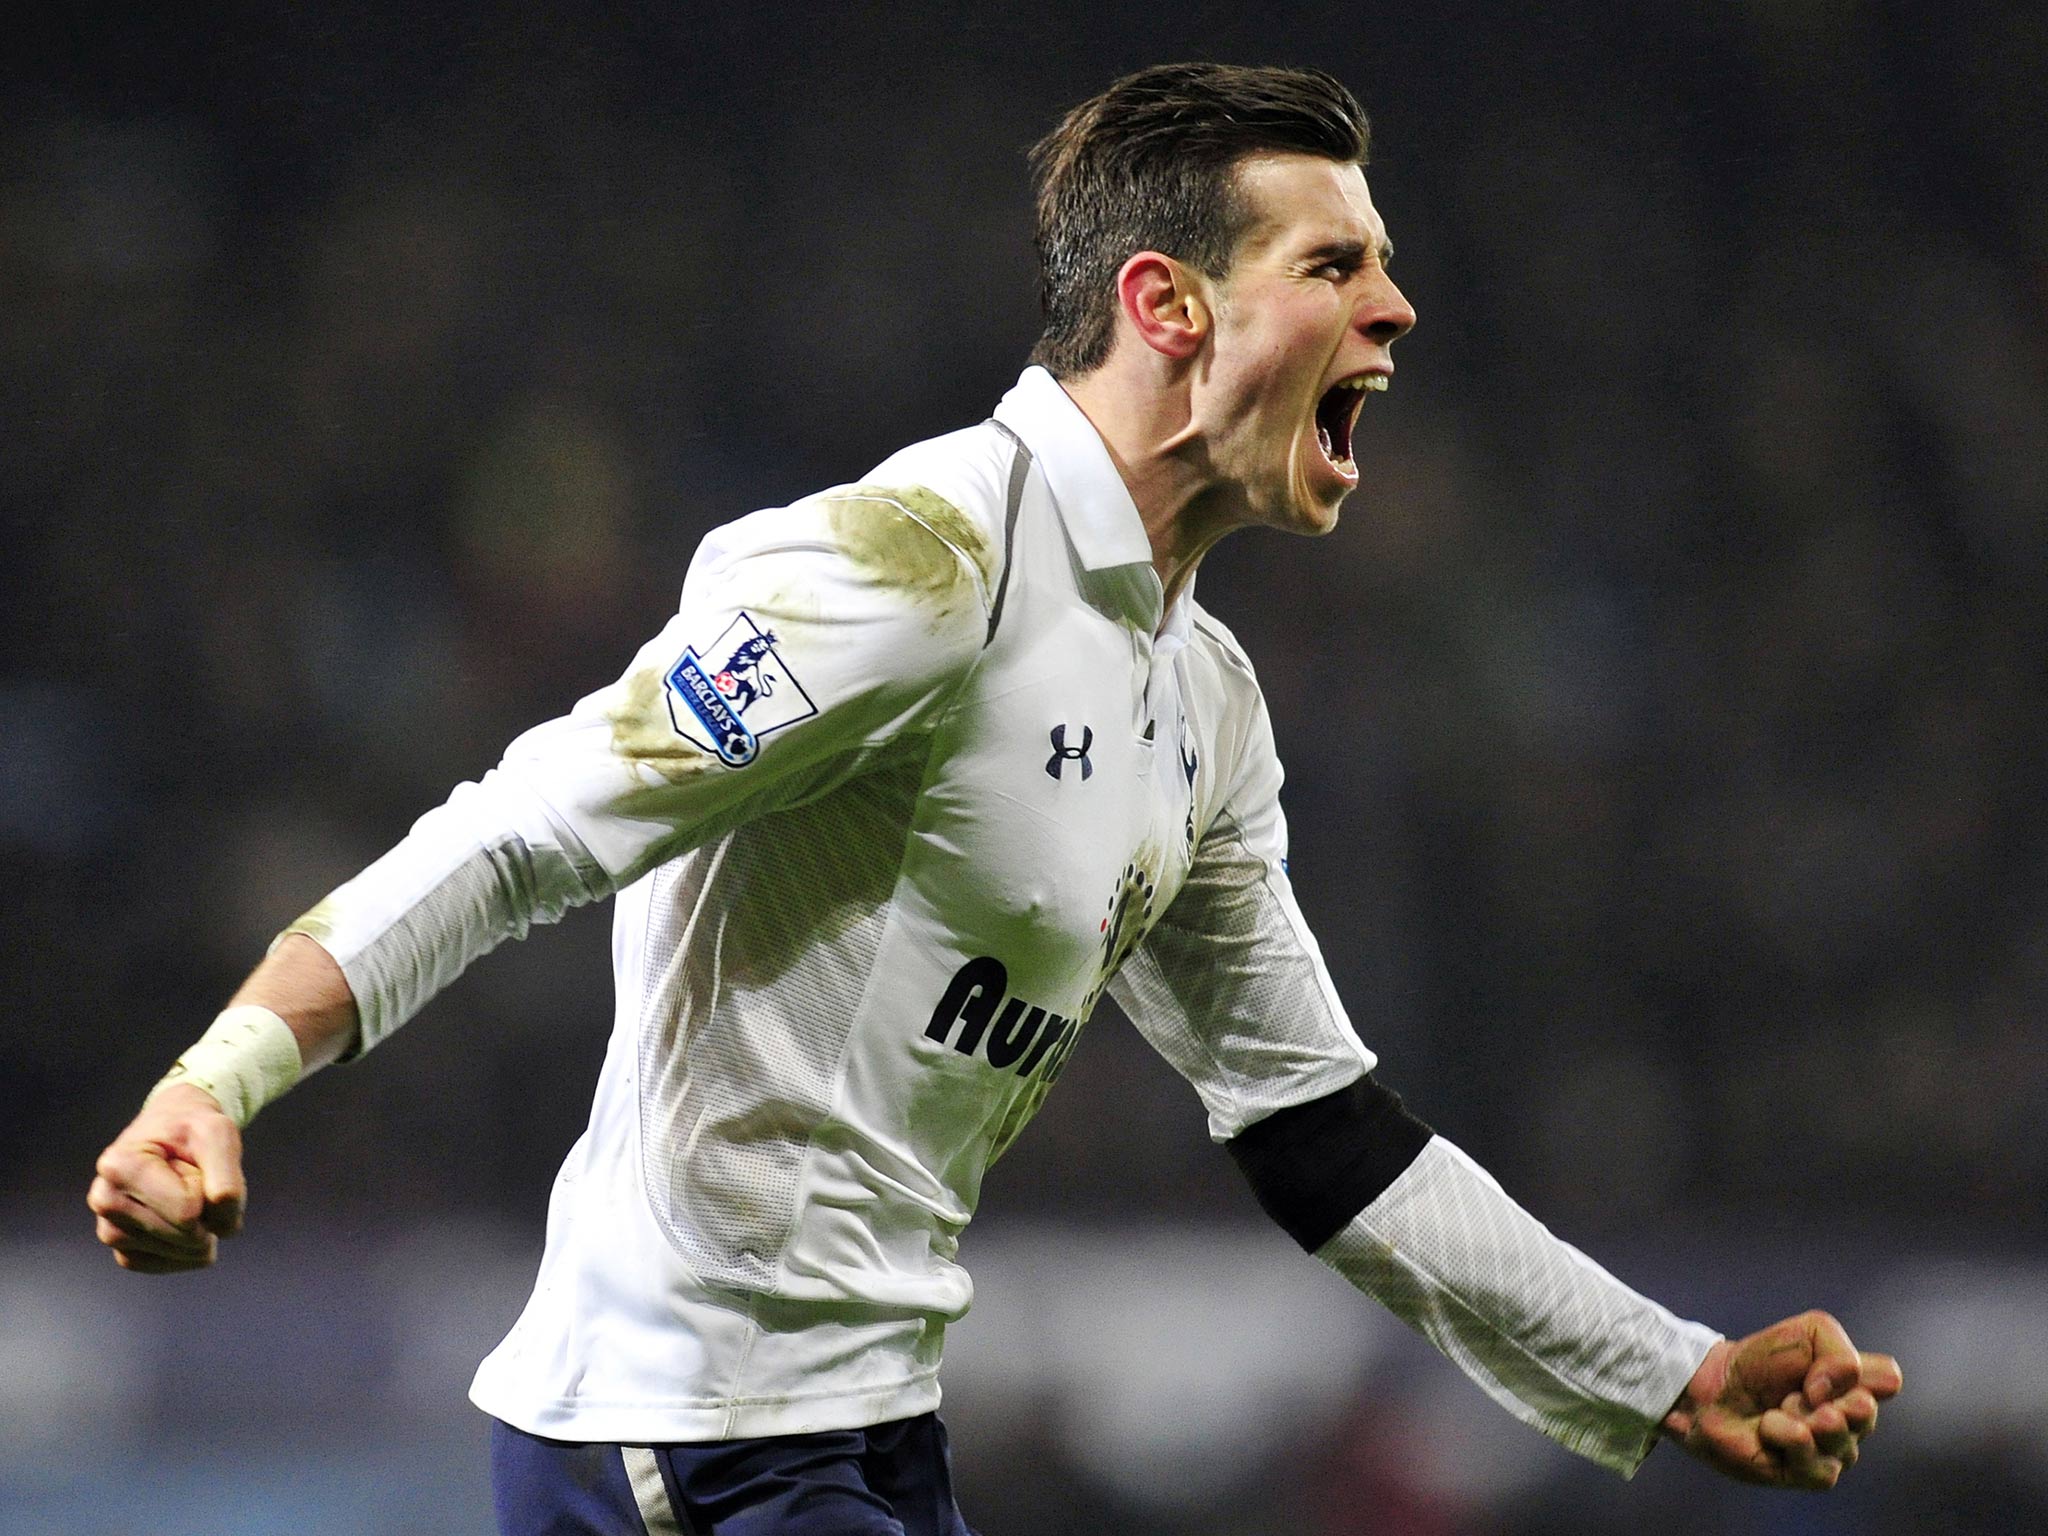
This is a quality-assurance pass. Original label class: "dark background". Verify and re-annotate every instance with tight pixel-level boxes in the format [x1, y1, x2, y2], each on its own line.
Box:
[4, 3, 2045, 1532]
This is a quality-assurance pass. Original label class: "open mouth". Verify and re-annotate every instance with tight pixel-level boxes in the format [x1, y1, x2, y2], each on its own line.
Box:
[1314, 373, 1387, 476]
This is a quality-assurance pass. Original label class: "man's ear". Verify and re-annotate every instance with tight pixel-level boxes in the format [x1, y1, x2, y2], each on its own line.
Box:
[1114, 251, 1211, 360]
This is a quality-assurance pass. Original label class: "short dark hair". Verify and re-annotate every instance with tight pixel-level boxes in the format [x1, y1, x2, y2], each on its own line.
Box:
[1028, 63, 1371, 379]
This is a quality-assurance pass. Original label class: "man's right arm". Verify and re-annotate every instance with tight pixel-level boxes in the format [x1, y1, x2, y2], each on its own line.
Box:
[89, 485, 998, 1273]
[88, 934, 356, 1273]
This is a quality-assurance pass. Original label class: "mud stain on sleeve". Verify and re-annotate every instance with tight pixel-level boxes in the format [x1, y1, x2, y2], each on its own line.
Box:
[284, 896, 338, 943]
[606, 668, 714, 786]
[825, 486, 994, 615]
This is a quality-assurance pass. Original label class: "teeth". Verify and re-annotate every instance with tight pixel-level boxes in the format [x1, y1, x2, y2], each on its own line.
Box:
[1335, 375, 1388, 392]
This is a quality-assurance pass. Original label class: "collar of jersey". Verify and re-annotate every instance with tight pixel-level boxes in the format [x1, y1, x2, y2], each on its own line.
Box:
[994, 367, 1156, 572]
[994, 366, 1194, 648]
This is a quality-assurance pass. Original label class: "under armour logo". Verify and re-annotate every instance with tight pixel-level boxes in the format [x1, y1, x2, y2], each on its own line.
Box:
[1046, 724, 1093, 781]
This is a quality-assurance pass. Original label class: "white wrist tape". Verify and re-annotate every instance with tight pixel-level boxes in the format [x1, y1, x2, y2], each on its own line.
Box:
[145, 1005, 304, 1128]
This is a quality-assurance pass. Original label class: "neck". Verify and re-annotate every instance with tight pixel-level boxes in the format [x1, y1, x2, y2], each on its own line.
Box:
[1058, 359, 1244, 621]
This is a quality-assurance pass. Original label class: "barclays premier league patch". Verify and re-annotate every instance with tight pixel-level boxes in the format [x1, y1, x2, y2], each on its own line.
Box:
[663, 613, 818, 767]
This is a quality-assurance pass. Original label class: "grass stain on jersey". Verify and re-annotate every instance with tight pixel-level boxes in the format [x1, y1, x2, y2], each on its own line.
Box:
[607, 667, 714, 784]
[284, 896, 338, 944]
[986, 1075, 1061, 1165]
[824, 487, 992, 624]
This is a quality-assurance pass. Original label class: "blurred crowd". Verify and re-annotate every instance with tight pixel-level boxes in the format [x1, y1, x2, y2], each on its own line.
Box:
[4, 3, 2045, 1531]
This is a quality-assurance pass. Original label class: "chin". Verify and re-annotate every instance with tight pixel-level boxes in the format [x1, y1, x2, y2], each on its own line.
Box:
[1283, 458, 1353, 534]
[1285, 483, 1350, 536]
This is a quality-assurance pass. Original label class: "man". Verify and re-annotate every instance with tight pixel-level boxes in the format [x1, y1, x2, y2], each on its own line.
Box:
[90, 63, 1899, 1534]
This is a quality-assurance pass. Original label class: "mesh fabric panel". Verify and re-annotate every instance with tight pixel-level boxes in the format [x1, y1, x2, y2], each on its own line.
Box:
[333, 843, 533, 1053]
[1110, 809, 1365, 1139]
[635, 754, 924, 1289]
[1317, 1137, 1720, 1477]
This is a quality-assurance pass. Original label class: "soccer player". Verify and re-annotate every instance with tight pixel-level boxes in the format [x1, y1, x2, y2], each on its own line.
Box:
[89, 63, 1899, 1534]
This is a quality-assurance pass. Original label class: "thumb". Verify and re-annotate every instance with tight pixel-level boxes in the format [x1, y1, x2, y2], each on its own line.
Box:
[183, 1110, 248, 1238]
[1802, 1312, 1861, 1409]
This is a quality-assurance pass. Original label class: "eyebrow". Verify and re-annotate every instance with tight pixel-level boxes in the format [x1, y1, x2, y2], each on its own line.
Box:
[1301, 237, 1393, 268]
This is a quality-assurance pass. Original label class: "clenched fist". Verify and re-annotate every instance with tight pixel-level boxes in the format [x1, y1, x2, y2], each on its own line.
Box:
[88, 1083, 246, 1273]
[1664, 1310, 1902, 1489]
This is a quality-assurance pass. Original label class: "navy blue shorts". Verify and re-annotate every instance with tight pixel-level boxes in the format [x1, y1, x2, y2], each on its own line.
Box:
[490, 1415, 977, 1536]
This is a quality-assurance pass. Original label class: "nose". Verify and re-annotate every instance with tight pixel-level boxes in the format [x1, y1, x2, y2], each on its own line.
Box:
[1359, 275, 1416, 347]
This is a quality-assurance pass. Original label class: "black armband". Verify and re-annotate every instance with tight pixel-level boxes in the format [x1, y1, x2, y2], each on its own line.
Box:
[1225, 1074, 1435, 1252]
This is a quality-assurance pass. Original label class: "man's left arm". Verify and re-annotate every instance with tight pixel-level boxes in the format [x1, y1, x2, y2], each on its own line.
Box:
[1107, 696, 1898, 1484]
[1232, 1083, 1897, 1484]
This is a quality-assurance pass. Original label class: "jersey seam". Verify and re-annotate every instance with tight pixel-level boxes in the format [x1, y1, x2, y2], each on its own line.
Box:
[984, 421, 1032, 645]
[1212, 798, 1355, 1117]
[720, 1286, 765, 1436]
[1161, 806, 1257, 1127]
[767, 730, 961, 1301]
[507, 1363, 944, 1414]
[1254, 830, 1350, 1035]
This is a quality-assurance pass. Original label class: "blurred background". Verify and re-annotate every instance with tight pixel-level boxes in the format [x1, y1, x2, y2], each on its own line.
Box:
[5, 1, 2045, 1531]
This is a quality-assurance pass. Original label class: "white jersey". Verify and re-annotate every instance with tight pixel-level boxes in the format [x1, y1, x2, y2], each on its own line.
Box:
[291, 366, 1713, 1471]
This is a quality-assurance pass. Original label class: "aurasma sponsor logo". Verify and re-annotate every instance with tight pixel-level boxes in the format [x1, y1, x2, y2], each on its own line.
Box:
[924, 956, 1081, 1081]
